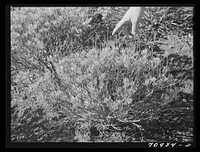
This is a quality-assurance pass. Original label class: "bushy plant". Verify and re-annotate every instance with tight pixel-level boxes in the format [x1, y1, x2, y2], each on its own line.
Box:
[54, 33, 193, 141]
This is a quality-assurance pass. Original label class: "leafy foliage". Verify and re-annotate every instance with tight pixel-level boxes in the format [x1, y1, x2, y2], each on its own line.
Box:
[11, 6, 193, 142]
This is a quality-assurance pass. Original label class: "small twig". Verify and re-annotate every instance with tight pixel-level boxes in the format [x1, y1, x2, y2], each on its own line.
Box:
[146, 40, 169, 45]
[146, 88, 155, 97]
[110, 124, 122, 131]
